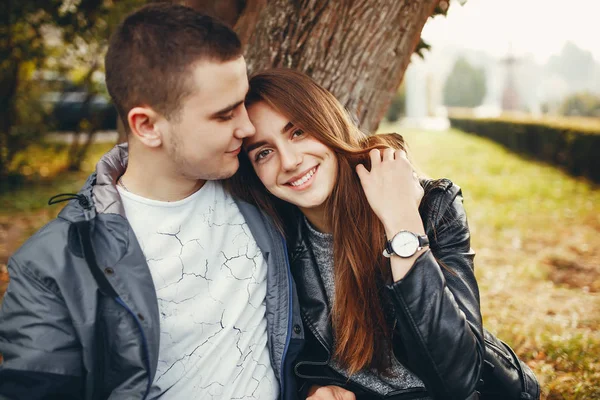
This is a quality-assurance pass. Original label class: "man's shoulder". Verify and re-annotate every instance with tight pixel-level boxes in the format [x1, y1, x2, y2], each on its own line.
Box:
[9, 217, 72, 273]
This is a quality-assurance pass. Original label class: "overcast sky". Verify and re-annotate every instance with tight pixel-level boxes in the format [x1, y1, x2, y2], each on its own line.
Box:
[421, 0, 600, 64]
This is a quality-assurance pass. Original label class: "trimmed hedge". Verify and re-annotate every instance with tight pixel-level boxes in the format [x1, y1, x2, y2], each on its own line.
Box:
[449, 117, 600, 183]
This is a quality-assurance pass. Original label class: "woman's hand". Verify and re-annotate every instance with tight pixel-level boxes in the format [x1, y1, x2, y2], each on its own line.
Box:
[307, 385, 356, 400]
[356, 148, 424, 236]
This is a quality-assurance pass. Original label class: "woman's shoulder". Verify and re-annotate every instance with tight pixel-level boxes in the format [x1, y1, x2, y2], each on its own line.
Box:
[419, 178, 466, 227]
[421, 177, 462, 202]
[421, 177, 458, 195]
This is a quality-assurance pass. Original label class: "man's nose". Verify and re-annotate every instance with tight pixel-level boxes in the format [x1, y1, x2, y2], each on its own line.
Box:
[234, 105, 256, 139]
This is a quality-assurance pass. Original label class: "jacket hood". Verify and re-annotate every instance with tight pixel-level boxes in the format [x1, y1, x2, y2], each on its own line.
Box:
[57, 143, 129, 223]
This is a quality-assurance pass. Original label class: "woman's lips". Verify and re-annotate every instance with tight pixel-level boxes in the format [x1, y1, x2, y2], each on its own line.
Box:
[286, 165, 318, 190]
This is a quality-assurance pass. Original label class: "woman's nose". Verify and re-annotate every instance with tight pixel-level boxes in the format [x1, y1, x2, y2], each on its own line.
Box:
[280, 146, 302, 172]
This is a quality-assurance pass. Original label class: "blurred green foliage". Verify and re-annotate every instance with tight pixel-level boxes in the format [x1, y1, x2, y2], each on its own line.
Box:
[385, 82, 406, 123]
[0, 0, 144, 184]
[0, 142, 114, 213]
[443, 57, 487, 108]
[559, 92, 600, 118]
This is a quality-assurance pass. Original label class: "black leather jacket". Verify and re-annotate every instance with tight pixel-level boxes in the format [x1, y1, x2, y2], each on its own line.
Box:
[288, 179, 484, 400]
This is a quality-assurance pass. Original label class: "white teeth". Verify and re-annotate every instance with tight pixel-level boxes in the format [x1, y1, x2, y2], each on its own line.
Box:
[290, 167, 316, 186]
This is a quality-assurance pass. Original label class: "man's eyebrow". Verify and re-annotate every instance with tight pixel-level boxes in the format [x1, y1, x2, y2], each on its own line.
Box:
[210, 100, 244, 118]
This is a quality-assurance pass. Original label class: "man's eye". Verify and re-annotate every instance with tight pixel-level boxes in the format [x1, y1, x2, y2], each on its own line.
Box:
[292, 129, 304, 138]
[219, 114, 234, 121]
[255, 149, 272, 161]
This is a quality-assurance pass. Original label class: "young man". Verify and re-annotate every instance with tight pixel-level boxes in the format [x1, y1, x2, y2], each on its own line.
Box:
[0, 4, 305, 399]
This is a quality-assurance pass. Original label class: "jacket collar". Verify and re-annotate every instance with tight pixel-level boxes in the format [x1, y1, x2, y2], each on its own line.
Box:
[289, 212, 335, 353]
[56, 143, 128, 223]
[92, 142, 129, 216]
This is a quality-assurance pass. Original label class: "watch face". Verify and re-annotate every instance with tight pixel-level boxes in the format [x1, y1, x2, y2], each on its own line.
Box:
[391, 231, 419, 257]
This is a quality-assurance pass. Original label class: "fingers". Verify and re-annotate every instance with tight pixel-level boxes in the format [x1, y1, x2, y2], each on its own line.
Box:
[362, 148, 415, 180]
[373, 148, 408, 163]
[369, 148, 381, 169]
[395, 149, 407, 160]
[393, 149, 415, 175]
[355, 163, 368, 180]
[307, 385, 356, 400]
[383, 147, 395, 161]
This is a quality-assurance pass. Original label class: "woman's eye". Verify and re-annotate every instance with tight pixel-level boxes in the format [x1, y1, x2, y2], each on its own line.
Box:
[219, 114, 234, 121]
[255, 149, 272, 161]
[292, 129, 304, 138]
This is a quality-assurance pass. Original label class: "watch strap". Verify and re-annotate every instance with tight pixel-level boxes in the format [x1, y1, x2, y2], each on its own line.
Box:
[384, 239, 394, 256]
[383, 231, 429, 258]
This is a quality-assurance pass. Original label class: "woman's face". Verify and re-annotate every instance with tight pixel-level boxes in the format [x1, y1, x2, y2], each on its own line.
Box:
[244, 101, 338, 214]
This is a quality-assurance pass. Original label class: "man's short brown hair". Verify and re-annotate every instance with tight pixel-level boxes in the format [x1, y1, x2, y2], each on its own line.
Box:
[105, 3, 242, 128]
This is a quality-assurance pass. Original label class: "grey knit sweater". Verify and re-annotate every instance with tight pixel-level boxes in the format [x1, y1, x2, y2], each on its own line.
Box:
[303, 217, 431, 398]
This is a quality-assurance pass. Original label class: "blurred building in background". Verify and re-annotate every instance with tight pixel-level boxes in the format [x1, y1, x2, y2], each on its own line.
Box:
[399, 0, 600, 124]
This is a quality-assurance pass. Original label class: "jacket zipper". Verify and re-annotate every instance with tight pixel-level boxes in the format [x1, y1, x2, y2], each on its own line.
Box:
[75, 194, 153, 400]
[485, 337, 528, 392]
[280, 236, 294, 398]
[115, 298, 153, 399]
[483, 337, 517, 369]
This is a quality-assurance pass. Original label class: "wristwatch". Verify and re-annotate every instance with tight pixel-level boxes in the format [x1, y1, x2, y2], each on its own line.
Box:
[383, 230, 429, 258]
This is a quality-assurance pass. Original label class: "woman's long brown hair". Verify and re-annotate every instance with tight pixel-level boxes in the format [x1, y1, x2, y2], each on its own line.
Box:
[226, 68, 409, 375]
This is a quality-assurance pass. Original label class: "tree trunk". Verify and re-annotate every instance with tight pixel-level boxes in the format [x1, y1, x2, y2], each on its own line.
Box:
[183, 0, 440, 133]
[241, 0, 439, 132]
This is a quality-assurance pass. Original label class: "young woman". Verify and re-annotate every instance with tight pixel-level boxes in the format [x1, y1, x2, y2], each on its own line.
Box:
[226, 69, 484, 400]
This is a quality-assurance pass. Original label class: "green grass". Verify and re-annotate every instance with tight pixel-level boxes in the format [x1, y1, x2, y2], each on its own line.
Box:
[380, 124, 600, 400]
[0, 142, 114, 214]
[2, 128, 600, 399]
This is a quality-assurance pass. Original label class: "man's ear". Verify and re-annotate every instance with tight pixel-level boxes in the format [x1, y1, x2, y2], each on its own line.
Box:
[128, 106, 163, 148]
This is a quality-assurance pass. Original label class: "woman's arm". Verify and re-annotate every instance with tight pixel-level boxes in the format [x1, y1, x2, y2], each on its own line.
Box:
[356, 149, 484, 399]
[387, 187, 484, 400]
[355, 148, 427, 281]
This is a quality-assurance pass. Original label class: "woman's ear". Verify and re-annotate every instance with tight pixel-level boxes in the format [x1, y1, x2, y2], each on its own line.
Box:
[127, 106, 163, 148]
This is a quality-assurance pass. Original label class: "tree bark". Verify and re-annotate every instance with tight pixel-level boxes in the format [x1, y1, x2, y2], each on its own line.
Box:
[240, 0, 439, 132]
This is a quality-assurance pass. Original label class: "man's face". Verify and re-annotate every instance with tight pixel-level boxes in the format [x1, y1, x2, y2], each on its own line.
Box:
[157, 56, 255, 181]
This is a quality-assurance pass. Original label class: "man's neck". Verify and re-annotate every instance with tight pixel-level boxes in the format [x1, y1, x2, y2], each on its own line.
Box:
[120, 152, 205, 202]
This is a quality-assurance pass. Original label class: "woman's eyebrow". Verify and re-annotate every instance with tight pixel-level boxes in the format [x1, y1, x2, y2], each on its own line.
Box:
[281, 121, 293, 134]
[246, 121, 294, 153]
[246, 140, 268, 153]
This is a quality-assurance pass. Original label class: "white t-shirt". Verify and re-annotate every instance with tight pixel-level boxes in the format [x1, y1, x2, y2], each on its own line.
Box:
[117, 181, 278, 400]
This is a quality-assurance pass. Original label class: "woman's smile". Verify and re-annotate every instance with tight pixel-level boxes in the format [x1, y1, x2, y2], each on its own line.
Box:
[286, 165, 319, 189]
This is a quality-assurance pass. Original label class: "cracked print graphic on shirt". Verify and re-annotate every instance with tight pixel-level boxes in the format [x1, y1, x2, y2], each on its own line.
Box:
[117, 181, 278, 399]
